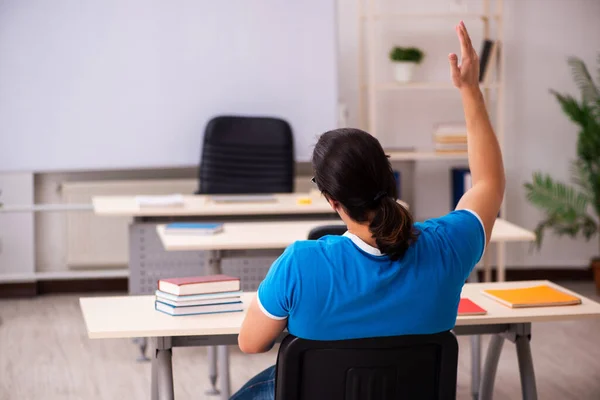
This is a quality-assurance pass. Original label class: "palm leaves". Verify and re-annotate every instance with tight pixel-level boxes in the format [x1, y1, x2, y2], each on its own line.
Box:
[524, 173, 597, 247]
[524, 55, 600, 250]
[568, 57, 599, 104]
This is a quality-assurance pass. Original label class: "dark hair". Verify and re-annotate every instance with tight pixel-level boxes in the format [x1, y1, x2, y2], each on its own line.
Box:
[311, 128, 418, 260]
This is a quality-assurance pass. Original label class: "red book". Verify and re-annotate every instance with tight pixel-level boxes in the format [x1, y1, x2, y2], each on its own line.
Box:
[158, 274, 241, 296]
[458, 298, 487, 316]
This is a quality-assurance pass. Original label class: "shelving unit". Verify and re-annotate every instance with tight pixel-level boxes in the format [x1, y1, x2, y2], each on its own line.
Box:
[358, 0, 507, 272]
[359, 0, 504, 153]
[387, 150, 468, 161]
[372, 82, 500, 91]
[358, 0, 504, 184]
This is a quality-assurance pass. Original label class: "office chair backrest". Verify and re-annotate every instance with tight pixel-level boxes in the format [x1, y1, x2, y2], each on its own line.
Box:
[307, 224, 347, 240]
[275, 331, 458, 400]
[198, 116, 294, 194]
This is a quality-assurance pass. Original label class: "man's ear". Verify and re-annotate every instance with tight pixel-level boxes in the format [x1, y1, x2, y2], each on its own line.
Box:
[326, 197, 339, 210]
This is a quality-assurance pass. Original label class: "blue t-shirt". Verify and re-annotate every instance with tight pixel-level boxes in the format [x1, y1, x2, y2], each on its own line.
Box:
[257, 209, 486, 340]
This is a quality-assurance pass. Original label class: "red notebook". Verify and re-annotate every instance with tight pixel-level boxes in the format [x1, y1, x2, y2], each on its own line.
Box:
[158, 274, 241, 296]
[458, 298, 487, 316]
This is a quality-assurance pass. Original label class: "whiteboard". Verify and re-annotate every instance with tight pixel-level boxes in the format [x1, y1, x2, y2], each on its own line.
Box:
[0, 0, 338, 172]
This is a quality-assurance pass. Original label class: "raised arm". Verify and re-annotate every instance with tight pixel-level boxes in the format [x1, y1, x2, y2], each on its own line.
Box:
[448, 21, 505, 244]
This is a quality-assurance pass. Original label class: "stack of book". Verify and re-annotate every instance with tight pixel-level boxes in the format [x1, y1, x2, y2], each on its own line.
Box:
[433, 123, 467, 154]
[155, 274, 243, 316]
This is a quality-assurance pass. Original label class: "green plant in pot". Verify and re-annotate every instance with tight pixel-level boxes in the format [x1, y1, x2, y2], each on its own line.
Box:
[389, 46, 424, 83]
[524, 55, 600, 292]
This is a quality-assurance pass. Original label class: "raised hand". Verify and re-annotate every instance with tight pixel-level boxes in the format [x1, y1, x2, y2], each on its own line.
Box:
[448, 21, 480, 91]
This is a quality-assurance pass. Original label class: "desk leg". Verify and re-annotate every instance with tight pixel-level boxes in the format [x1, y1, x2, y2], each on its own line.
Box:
[205, 346, 220, 395]
[467, 268, 481, 400]
[516, 331, 538, 400]
[206, 249, 223, 396]
[470, 335, 481, 400]
[133, 337, 150, 362]
[154, 337, 175, 400]
[496, 241, 506, 282]
[483, 249, 492, 283]
[151, 348, 158, 400]
[218, 345, 231, 400]
[479, 334, 504, 400]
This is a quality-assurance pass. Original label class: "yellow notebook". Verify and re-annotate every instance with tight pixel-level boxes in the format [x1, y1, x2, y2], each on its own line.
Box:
[482, 285, 582, 308]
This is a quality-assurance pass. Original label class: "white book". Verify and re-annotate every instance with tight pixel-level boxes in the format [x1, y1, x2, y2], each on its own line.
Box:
[156, 295, 241, 307]
[135, 194, 184, 208]
[155, 289, 244, 302]
[155, 300, 244, 316]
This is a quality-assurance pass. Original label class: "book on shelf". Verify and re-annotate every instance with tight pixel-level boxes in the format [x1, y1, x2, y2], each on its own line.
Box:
[482, 285, 582, 308]
[451, 167, 472, 209]
[164, 222, 224, 235]
[135, 194, 184, 208]
[433, 123, 467, 153]
[158, 274, 241, 296]
[458, 298, 487, 316]
[479, 39, 498, 84]
[155, 300, 244, 316]
[435, 143, 468, 153]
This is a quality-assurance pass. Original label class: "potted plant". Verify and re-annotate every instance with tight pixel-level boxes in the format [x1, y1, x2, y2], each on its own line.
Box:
[524, 55, 600, 292]
[389, 46, 424, 83]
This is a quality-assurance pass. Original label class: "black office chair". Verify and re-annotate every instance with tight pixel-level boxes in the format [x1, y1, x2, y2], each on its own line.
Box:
[196, 115, 295, 194]
[275, 331, 458, 400]
[307, 224, 347, 240]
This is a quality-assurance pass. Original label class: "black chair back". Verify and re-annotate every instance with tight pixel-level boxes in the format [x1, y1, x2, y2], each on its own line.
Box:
[307, 224, 347, 240]
[275, 331, 458, 400]
[197, 116, 294, 194]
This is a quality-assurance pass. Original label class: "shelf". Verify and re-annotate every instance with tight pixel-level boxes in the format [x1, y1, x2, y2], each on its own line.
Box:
[361, 13, 501, 20]
[365, 82, 500, 91]
[0, 269, 129, 283]
[0, 203, 93, 213]
[386, 150, 468, 161]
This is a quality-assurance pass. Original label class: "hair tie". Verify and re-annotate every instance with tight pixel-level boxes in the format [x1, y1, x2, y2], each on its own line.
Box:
[373, 191, 387, 203]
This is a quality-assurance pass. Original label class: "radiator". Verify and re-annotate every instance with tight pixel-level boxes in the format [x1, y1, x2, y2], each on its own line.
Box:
[62, 179, 197, 269]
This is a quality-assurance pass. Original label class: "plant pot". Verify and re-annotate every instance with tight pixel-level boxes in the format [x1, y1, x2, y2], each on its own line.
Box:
[592, 257, 600, 294]
[393, 62, 417, 83]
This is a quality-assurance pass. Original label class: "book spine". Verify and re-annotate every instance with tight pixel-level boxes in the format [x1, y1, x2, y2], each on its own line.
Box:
[451, 167, 470, 210]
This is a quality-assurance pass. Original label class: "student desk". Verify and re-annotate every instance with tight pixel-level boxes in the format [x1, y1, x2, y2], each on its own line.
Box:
[80, 280, 600, 400]
[155, 217, 536, 399]
[93, 193, 343, 376]
[93, 193, 343, 296]
[156, 217, 536, 280]
[484, 219, 536, 282]
[93, 193, 340, 218]
[92, 193, 341, 287]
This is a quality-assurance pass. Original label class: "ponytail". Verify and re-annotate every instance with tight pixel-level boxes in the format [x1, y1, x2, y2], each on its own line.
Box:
[311, 128, 420, 260]
[369, 197, 418, 261]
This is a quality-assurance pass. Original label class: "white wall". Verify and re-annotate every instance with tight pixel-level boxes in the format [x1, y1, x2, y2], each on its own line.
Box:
[0, 0, 337, 170]
[34, 0, 600, 273]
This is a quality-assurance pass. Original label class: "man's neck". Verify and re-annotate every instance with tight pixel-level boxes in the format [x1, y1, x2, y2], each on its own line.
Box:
[346, 221, 378, 248]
